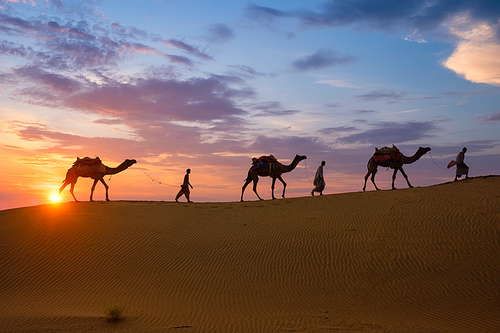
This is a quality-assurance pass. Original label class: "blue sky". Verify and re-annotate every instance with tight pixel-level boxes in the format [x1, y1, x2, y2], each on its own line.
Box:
[0, 0, 499, 209]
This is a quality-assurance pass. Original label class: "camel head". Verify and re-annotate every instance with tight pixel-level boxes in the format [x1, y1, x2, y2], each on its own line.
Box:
[419, 147, 431, 155]
[295, 154, 307, 162]
[124, 159, 137, 167]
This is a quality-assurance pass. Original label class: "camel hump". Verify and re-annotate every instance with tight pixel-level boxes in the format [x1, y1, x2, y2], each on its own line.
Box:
[73, 156, 102, 166]
[71, 157, 106, 175]
[374, 145, 399, 156]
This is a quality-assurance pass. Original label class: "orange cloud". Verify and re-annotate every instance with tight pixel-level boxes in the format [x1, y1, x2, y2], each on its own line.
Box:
[443, 16, 500, 86]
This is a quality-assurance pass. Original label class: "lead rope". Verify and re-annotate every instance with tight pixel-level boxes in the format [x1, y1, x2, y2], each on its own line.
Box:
[142, 170, 178, 187]
[304, 159, 312, 183]
[428, 151, 449, 171]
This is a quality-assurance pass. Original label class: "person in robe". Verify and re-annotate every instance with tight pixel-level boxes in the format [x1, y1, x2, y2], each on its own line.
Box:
[311, 161, 326, 196]
[175, 169, 193, 202]
[447, 147, 469, 181]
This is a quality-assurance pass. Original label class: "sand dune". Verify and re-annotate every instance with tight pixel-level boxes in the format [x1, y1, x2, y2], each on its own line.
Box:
[0, 176, 499, 332]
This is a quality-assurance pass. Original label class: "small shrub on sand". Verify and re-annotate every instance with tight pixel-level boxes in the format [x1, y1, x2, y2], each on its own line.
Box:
[105, 305, 124, 322]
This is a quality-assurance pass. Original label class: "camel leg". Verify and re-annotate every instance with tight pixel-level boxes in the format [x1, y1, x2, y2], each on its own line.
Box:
[391, 168, 398, 189]
[252, 178, 263, 201]
[58, 181, 68, 198]
[399, 167, 413, 188]
[277, 175, 287, 198]
[69, 182, 78, 202]
[241, 178, 252, 202]
[364, 159, 380, 191]
[363, 171, 370, 191]
[100, 178, 110, 201]
[370, 171, 380, 190]
[271, 177, 277, 199]
[59, 181, 79, 202]
[90, 179, 99, 201]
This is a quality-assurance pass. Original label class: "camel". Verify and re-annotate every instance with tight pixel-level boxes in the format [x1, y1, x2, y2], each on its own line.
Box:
[363, 147, 431, 191]
[241, 154, 307, 201]
[59, 158, 137, 202]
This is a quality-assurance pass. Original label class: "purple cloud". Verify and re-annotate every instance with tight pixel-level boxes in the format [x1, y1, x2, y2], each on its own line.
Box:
[291, 49, 356, 71]
[162, 39, 213, 61]
[355, 89, 407, 104]
[477, 110, 500, 123]
[316, 126, 357, 136]
[337, 121, 439, 144]
[246, 1, 500, 41]
[207, 24, 234, 43]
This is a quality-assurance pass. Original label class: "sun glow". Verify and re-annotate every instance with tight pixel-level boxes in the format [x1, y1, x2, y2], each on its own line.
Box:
[50, 193, 60, 203]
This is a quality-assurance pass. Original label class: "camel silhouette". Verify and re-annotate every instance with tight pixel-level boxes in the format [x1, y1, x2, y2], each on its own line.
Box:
[363, 147, 431, 191]
[59, 158, 137, 202]
[241, 154, 307, 201]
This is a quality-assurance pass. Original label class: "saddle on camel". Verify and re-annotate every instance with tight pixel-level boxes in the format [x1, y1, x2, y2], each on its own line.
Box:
[372, 145, 402, 167]
[70, 157, 106, 176]
[250, 155, 279, 176]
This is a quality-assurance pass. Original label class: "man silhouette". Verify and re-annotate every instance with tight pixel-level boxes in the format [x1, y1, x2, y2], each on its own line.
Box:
[311, 161, 326, 196]
[175, 169, 193, 202]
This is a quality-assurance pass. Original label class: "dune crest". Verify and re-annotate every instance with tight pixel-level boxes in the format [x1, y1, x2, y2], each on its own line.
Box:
[1, 176, 499, 332]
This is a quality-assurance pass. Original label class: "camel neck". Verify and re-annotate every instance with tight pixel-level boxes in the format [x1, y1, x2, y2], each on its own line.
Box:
[106, 161, 133, 175]
[404, 149, 425, 164]
[281, 156, 302, 173]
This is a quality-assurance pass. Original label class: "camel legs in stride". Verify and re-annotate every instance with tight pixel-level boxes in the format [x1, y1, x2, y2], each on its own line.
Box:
[271, 175, 287, 199]
[363, 165, 413, 191]
[241, 174, 287, 201]
[392, 167, 413, 189]
[59, 181, 78, 202]
[58, 176, 110, 202]
[91, 177, 109, 201]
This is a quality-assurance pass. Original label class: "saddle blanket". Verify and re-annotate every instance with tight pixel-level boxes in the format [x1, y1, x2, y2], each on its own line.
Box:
[72, 157, 106, 174]
[250, 155, 279, 174]
[373, 152, 402, 164]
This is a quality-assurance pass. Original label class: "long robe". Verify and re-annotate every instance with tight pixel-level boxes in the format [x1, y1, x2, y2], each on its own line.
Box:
[312, 164, 325, 192]
[448, 151, 469, 177]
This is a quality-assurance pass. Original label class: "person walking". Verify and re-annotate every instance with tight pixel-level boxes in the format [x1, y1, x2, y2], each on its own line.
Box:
[311, 161, 326, 196]
[175, 169, 193, 202]
[447, 147, 469, 181]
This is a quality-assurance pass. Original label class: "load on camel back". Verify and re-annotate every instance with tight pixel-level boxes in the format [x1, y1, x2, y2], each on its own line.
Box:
[69, 157, 106, 177]
[372, 145, 402, 167]
[250, 155, 280, 176]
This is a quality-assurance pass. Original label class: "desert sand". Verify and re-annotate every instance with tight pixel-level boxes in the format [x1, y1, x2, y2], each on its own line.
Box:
[0, 176, 499, 332]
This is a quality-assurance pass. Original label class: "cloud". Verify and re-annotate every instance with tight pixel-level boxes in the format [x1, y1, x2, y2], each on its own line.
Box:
[355, 89, 407, 104]
[249, 101, 300, 117]
[315, 79, 358, 88]
[477, 110, 500, 123]
[443, 16, 500, 86]
[206, 24, 234, 43]
[247, 1, 500, 86]
[316, 126, 357, 136]
[337, 121, 438, 144]
[291, 49, 356, 71]
[161, 39, 213, 60]
[247, 1, 500, 37]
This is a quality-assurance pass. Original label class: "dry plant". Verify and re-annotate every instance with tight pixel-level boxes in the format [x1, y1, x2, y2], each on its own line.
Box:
[105, 305, 124, 322]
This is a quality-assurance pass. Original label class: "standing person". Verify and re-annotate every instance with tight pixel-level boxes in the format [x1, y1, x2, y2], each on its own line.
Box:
[175, 169, 193, 202]
[311, 161, 326, 196]
[448, 147, 469, 181]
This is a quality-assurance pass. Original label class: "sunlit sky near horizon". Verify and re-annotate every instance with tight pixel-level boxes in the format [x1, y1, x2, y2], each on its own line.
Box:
[1, 0, 499, 210]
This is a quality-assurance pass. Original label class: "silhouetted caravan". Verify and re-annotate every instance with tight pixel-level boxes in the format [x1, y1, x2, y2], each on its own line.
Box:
[241, 154, 307, 201]
[363, 146, 431, 191]
[59, 157, 137, 202]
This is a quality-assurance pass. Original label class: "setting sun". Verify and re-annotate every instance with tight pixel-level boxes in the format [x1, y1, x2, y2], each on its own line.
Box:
[49, 193, 59, 203]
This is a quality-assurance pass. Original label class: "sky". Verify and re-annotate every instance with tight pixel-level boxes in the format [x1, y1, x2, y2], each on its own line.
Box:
[1, 0, 499, 210]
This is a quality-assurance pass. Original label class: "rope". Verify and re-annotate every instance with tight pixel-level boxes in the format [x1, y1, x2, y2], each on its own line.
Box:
[141, 170, 178, 187]
[304, 159, 312, 183]
[428, 151, 449, 171]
